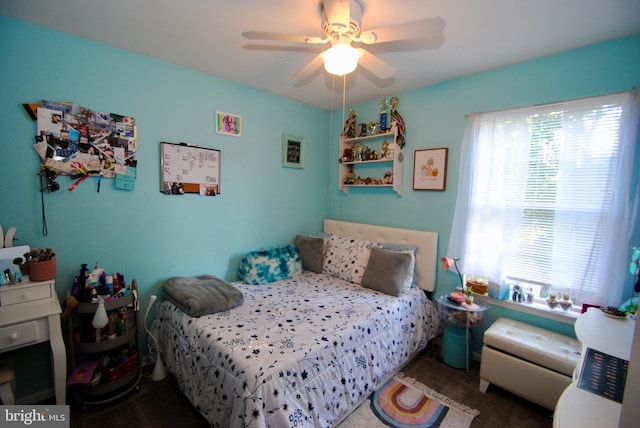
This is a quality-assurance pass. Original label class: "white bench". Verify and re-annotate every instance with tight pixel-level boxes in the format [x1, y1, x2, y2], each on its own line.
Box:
[479, 317, 580, 410]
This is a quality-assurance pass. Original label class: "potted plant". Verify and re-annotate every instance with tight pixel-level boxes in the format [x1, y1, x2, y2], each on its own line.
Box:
[466, 287, 474, 305]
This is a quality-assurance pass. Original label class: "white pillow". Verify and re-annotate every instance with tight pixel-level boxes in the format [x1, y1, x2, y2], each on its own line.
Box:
[322, 234, 381, 284]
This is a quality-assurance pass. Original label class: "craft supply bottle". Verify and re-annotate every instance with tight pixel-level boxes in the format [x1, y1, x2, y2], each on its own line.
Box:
[105, 275, 114, 295]
[79, 264, 88, 288]
[107, 312, 117, 340]
[115, 308, 126, 336]
[91, 261, 104, 287]
[71, 277, 80, 297]
[112, 274, 121, 294]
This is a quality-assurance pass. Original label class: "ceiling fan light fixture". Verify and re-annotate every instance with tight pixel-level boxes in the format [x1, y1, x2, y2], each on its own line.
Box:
[323, 43, 358, 76]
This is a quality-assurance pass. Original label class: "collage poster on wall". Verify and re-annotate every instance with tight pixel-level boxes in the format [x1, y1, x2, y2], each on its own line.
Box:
[31, 100, 137, 184]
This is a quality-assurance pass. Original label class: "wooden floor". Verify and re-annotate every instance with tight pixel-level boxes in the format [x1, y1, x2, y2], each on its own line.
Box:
[68, 346, 553, 427]
[403, 347, 553, 428]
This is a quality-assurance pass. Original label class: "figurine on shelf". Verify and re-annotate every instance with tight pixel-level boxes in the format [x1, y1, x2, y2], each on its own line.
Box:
[387, 140, 395, 159]
[363, 146, 371, 161]
[343, 167, 355, 185]
[355, 143, 364, 161]
[390, 96, 405, 149]
[341, 108, 357, 138]
[358, 123, 367, 137]
[367, 121, 378, 136]
[381, 139, 389, 159]
[341, 147, 354, 163]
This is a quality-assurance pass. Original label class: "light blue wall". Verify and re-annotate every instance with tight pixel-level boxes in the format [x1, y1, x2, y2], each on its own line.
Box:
[327, 34, 640, 345]
[0, 16, 330, 297]
[1, 15, 639, 397]
[0, 16, 330, 399]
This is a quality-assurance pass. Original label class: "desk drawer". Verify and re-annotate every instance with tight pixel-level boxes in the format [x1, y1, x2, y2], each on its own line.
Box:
[0, 321, 39, 351]
[0, 283, 52, 306]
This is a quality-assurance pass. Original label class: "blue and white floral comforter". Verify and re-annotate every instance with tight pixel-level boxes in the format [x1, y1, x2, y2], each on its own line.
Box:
[150, 272, 439, 428]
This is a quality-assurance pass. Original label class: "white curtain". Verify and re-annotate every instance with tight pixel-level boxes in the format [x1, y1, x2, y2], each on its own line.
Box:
[448, 91, 640, 306]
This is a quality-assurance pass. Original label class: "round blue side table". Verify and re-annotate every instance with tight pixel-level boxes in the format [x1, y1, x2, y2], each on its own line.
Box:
[437, 295, 488, 380]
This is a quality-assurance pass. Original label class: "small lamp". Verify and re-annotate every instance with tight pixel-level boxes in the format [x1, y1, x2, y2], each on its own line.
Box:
[144, 295, 167, 381]
[441, 256, 464, 290]
[323, 38, 358, 76]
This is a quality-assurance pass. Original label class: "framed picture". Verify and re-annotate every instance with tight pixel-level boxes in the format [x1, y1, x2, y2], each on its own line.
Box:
[282, 134, 305, 169]
[413, 148, 448, 190]
[215, 111, 241, 137]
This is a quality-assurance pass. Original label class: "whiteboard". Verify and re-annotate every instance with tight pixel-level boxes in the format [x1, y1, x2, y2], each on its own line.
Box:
[160, 142, 221, 195]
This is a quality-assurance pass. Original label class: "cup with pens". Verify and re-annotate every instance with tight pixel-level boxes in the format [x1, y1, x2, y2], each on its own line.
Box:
[24, 247, 57, 281]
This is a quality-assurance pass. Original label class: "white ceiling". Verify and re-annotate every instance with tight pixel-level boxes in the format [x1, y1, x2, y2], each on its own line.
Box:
[2, 0, 639, 110]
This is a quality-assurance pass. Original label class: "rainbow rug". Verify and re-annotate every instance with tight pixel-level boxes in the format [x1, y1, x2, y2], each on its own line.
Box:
[339, 374, 479, 428]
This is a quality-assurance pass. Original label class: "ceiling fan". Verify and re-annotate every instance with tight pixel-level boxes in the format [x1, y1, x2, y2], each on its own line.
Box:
[242, 0, 446, 80]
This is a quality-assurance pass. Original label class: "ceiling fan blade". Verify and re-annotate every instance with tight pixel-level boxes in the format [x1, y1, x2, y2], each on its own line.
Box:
[357, 48, 395, 79]
[363, 33, 446, 55]
[293, 52, 325, 80]
[322, 0, 352, 31]
[359, 16, 446, 44]
[242, 31, 325, 44]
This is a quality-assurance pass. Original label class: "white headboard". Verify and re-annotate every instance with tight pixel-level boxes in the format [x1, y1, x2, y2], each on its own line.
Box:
[323, 219, 438, 292]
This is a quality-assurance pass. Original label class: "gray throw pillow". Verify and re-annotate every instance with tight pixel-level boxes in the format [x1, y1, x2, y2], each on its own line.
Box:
[361, 247, 412, 296]
[295, 235, 324, 273]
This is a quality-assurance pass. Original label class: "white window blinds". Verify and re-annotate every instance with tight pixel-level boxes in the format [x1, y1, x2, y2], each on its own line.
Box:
[448, 91, 640, 306]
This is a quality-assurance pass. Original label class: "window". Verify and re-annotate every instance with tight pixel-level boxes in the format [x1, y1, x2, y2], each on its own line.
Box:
[448, 91, 639, 308]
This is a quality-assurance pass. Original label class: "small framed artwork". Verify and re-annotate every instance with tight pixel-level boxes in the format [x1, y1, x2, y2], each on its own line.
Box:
[413, 148, 448, 190]
[282, 134, 305, 169]
[215, 111, 241, 137]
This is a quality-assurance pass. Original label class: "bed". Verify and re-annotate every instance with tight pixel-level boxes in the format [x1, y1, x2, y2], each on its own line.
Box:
[149, 219, 439, 427]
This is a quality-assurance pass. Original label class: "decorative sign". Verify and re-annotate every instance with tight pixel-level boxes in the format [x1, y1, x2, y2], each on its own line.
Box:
[282, 134, 305, 169]
[413, 148, 448, 191]
[215, 111, 241, 137]
[115, 169, 137, 191]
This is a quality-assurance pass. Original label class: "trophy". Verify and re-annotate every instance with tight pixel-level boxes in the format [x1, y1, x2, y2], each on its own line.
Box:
[379, 97, 388, 133]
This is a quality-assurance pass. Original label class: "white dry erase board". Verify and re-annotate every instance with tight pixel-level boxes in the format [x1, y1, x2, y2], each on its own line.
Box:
[160, 142, 221, 196]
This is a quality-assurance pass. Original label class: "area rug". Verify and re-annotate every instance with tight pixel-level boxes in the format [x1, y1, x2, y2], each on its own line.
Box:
[339, 374, 480, 428]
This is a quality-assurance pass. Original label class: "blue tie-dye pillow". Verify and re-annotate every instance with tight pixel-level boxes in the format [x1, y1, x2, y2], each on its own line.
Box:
[238, 244, 304, 285]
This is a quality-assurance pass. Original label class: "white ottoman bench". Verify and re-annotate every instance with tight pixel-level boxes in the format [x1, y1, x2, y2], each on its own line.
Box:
[479, 317, 580, 411]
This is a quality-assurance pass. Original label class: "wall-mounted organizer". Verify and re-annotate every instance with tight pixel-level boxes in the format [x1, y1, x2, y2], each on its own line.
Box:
[26, 100, 137, 187]
[338, 97, 405, 195]
[66, 279, 141, 408]
[339, 128, 404, 195]
[160, 142, 221, 196]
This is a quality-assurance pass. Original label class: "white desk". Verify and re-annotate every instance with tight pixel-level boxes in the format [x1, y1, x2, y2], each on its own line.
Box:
[553, 308, 635, 428]
[0, 279, 66, 404]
